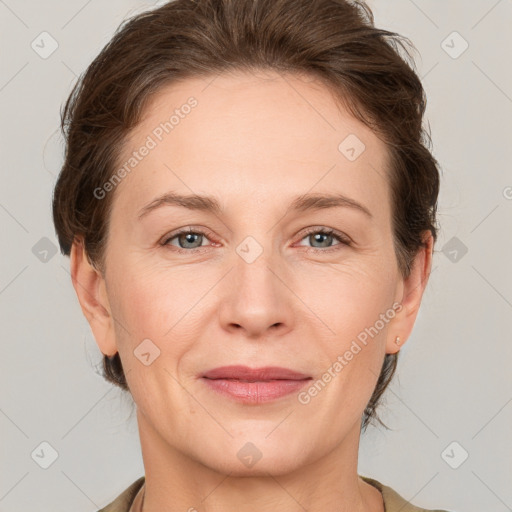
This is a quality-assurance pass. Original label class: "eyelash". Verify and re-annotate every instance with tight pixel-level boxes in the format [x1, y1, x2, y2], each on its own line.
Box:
[161, 226, 352, 254]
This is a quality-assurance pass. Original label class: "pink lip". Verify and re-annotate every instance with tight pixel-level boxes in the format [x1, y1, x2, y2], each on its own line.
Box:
[201, 365, 312, 404]
[202, 365, 310, 380]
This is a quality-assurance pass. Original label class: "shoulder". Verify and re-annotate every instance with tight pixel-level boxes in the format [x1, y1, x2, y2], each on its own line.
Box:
[97, 476, 145, 512]
[360, 475, 455, 512]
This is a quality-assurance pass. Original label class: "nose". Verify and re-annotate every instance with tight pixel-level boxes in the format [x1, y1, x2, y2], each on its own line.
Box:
[217, 247, 295, 339]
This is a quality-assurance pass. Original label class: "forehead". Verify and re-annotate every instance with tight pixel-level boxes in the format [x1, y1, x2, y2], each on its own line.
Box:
[112, 69, 391, 219]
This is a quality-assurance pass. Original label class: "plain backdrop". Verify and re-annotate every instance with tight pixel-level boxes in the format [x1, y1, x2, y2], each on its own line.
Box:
[1, 1, 511, 511]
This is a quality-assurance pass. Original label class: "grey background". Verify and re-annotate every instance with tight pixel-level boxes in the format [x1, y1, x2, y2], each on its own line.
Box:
[1, 0, 511, 511]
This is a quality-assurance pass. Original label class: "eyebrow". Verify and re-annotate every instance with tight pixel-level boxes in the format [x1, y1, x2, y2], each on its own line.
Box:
[137, 191, 373, 220]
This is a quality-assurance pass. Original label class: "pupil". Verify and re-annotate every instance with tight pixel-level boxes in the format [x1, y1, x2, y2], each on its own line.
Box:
[181, 233, 200, 248]
[313, 233, 330, 247]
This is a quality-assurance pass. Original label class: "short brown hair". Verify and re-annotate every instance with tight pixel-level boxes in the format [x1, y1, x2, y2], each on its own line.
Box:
[52, 0, 440, 431]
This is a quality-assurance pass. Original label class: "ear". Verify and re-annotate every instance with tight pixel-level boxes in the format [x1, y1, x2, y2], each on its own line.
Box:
[386, 231, 434, 354]
[69, 237, 117, 357]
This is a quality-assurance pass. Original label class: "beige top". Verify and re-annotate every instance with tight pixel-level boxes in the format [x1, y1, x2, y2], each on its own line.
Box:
[97, 475, 453, 511]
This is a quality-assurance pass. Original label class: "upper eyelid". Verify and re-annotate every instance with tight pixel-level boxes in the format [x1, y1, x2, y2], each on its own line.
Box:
[162, 226, 216, 244]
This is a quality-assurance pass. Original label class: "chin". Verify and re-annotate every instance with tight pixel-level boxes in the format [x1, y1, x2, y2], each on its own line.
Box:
[205, 449, 308, 478]
[191, 428, 312, 477]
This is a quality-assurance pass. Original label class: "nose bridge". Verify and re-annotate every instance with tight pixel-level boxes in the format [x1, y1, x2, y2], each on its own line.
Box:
[234, 236, 281, 306]
[218, 235, 292, 336]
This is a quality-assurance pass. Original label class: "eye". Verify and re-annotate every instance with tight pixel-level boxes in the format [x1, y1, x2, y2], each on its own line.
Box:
[295, 227, 352, 252]
[161, 227, 216, 253]
[161, 226, 352, 254]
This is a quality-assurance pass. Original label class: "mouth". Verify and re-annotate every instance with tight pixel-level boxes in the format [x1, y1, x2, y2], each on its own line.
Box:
[201, 365, 312, 404]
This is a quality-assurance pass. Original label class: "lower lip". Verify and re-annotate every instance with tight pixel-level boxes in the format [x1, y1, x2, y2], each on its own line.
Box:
[202, 378, 311, 404]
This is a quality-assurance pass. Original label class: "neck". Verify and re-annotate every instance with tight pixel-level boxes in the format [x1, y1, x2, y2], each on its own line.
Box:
[135, 410, 383, 512]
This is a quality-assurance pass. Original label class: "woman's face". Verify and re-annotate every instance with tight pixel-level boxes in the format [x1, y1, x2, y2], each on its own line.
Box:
[77, 69, 430, 476]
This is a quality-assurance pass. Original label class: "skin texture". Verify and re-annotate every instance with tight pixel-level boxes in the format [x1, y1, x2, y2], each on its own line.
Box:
[71, 69, 433, 512]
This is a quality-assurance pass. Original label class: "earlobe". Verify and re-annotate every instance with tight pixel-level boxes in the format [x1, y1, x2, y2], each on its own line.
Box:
[69, 237, 117, 356]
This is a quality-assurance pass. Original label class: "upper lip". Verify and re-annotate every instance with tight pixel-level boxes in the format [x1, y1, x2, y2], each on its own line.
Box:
[202, 365, 311, 381]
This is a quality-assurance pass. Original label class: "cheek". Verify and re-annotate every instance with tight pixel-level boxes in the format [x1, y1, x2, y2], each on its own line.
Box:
[337, 280, 394, 342]
[308, 259, 397, 341]
[107, 258, 224, 399]
[302, 260, 397, 402]
[301, 275, 394, 425]
[108, 263, 201, 412]
[110, 258, 210, 340]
